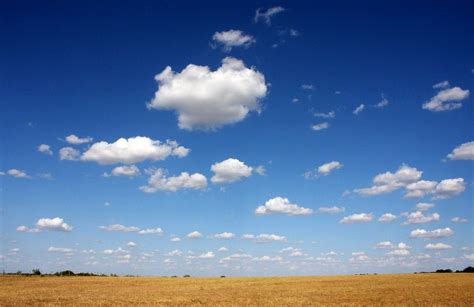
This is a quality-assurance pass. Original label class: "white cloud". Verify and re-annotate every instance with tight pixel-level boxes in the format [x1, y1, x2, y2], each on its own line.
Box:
[140, 168, 207, 192]
[318, 206, 345, 214]
[16, 225, 40, 233]
[279, 247, 301, 254]
[423, 86, 470, 111]
[65, 134, 93, 145]
[410, 227, 454, 238]
[218, 247, 228, 252]
[106, 165, 140, 177]
[252, 255, 283, 262]
[354, 165, 422, 196]
[314, 111, 335, 119]
[353, 104, 365, 115]
[464, 254, 474, 261]
[36, 217, 73, 232]
[170, 237, 181, 242]
[375, 241, 395, 249]
[339, 213, 373, 224]
[378, 213, 397, 223]
[59, 147, 81, 161]
[447, 141, 474, 160]
[212, 232, 235, 239]
[255, 197, 313, 216]
[301, 84, 314, 90]
[254, 165, 266, 176]
[242, 234, 255, 240]
[254, 234, 287, 243]
[81, 137, 189, 165]
[254, 6, 285, 25]
[451, 217, 468, 223]
[433, 81, 450, 89]
[433, 178, 465, 199]
[126, 241, 137, 248]
[415, 203, 435, 211]
[403, 211, 440, 224]
[425, 243, 452, 250]
[48, 247, 74, 253]
[210, 158, 253, 184]
[317, 161, 343, 176]
[138, 228, 163, 235]
[311, 122, 329, 131]
[374, 98, 389, 108]
[212, 30, 255, 52]
[98, 224, 139, 232]
[7, 169, 31, 178]
[148, 57, 267, 130]
[38, 144, 52, 155]
[405, 180, 438, 198]
[187, 231, 203, 239]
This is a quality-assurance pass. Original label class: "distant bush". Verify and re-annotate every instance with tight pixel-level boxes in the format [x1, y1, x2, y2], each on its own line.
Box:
[435, 269, 452, 273]
[183, 274, 191, 278]
[220, 275, 226, 278]
[32, 269, 41, 276]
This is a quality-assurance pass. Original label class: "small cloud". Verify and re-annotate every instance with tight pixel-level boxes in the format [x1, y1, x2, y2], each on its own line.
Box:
[311, 122, 329, 131]
[65, 134, 93, 145]
[254, 6, 285, 25]
[353, 104, 365, 115]
[301, 84, 314, 90]
[38, 144, 53, 155]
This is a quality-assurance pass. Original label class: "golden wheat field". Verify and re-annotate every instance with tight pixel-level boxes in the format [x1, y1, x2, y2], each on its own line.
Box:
[0, 273, 473, 306]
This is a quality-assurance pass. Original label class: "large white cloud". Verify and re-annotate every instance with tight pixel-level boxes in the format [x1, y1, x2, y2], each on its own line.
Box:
[339, 213, 373, 224]
[148, 57, 267, 130]
[210, 158, 253, 184]
[447, 141, 474, 160]
[140, 168, 207, 192]
[354, 165, 422, 196]
[212, 30, 255, 52]
[433, 178, 465, 199]
[404, 180, 438, 198]
[36, 217, 73, 232]
[81, 137, 189, 165]
[255, 197, 313, 216]
[409, 227, 454, 238]
[422, 86, 470, 111]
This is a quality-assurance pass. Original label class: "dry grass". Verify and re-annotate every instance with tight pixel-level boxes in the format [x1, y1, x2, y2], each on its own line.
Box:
[0, 273, 473, 306]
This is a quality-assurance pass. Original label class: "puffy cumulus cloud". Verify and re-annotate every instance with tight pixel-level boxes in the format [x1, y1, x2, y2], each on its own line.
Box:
[410, 227, 454, 239]
[187, 231, 203, 239]
[7, 169, 31, 178]
[193, 251, 215, 259]
[98, 224, 139, 232]
[339, 213, 373, 224]
[65, 134, 93, 145]
[81, 137, 189, 165]
[425, 243, 452, 250]
[140, 168, 207, 193]
[451, 217, 468, 223]
[318, 206, 345, 214]
[38, 144, 52, 155]
[378, 213, 397, 223]
[405, 180, 438, 198]
[148, 57, 267, 130]
[415, 203, 435, 211]
[218, 247, 228, 252]
[422, 86, 470, 112]
[212, 30, 255, 52]
[210, 158, 253, 184]
[16, 225, 40, 233]
[242, 233, 287, 243]
[353, 104, 365, 115]
[433, 178, 465, 199]
[48, 247, 74, 253]
[138, 228, 163, 235]
[447, 141, 474, 160]
[311, 122, 329, 131]
[126, 241, 137, 248]
[36, 217, 73, 232]
[212, 232, 235, 239]
[105, 165, 140, 177]
[59, 147, 81, 161]
[386, 249, 410, 257]
[254, 6, 285, 25]
[317, 161, 343, 176]
[402, 211, 440, 225]
[354, 165, 422, 196]
[255, 197, 313, 216]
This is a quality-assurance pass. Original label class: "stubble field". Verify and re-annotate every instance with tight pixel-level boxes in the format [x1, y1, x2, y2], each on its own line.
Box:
[0, 273, 473, 306]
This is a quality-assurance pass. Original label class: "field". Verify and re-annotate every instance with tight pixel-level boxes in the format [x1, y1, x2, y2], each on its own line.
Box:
[0, 274, 473, 306]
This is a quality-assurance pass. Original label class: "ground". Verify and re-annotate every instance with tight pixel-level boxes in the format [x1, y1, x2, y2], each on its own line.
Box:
[0, 273, 473, 306]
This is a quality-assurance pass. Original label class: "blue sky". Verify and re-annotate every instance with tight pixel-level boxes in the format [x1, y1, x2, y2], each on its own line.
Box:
[1, 0, 473, 276]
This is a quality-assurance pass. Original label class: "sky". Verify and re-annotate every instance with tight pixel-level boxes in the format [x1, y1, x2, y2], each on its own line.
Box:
[1, 0, 473, 276]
